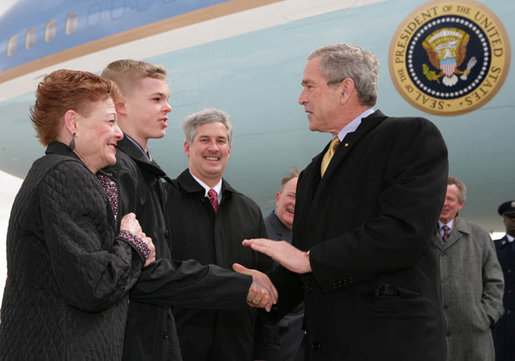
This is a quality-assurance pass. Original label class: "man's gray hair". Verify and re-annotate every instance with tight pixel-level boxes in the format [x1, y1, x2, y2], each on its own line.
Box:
[447, 176, 467, 202]
[308, 43, 379, 106]
[181, 108, 234, 144]
[279, 166, 300, 193]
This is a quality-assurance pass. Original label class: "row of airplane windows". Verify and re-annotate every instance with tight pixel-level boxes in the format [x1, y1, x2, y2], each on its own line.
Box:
[3, 0, 200, 58]
[6, 12, 78, 57]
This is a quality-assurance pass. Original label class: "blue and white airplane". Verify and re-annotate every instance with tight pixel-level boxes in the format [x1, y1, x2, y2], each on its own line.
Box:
[0, 0, 513, 231]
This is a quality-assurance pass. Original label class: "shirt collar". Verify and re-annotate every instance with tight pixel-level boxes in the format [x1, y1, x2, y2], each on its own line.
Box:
[336, 107, 374, 141]
[438, 219, 455, 230]
[189, 171, 222, 202]
[507, 234, 515, 243]
[125, 134, 152, 161]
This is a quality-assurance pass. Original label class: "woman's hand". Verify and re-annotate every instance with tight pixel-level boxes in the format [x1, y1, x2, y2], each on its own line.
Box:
[120, 213, 156, 266]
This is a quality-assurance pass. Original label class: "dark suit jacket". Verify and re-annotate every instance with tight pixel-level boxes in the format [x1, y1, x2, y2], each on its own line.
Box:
[104, 138, 252, 361]
[272, 110, 448, 361]
[494, 235, 515, 361]
[165, 170, 278, 361]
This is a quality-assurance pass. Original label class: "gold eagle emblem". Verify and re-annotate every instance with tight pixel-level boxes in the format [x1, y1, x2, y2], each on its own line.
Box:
[422, 27, 477, 86]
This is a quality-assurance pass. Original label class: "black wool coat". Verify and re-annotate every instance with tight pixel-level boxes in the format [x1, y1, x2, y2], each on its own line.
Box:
[0, 142, 144, 361]
[272, 110, 449, 361]
[105, 137, 253, 361]
[165, 170, 279, 361]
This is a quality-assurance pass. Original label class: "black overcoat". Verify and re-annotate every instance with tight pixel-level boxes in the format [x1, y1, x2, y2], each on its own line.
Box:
[493, 235, 515, 361]
[105, 137, 252, 361]
[165, 170, 278, 361]
[272, 110, 449, 361]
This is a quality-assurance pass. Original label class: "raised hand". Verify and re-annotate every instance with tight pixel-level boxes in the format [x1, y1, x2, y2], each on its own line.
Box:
[232, 263, 278, 312]
[242, 238, 311, 274]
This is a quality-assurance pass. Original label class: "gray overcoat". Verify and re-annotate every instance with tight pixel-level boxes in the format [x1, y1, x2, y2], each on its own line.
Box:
[433, 217, 504, 361]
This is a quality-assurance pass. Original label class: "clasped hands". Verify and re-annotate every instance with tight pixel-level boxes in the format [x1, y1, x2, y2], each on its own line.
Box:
[232, 238, 312, 311]
[232, 263, 278, 312]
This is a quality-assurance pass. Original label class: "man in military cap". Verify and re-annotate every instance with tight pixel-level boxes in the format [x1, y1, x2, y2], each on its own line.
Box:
[493, 200, 515, 361]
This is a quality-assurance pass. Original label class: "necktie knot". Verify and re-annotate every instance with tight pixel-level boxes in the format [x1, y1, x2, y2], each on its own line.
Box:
[208, 189, 218, 213]
[321, 137, 341, 177]
[442, 225, 450, 242]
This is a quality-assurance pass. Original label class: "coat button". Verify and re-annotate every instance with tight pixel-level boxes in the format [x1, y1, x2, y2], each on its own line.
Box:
[312, 342, 321, 351]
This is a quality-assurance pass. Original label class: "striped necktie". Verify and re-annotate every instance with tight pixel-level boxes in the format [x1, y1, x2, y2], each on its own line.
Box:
[208, 189, 218, 213]
[442, 225, 450, 243]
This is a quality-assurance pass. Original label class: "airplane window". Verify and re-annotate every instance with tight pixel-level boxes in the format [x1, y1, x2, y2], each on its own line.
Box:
[137, 0, 151, 10]
[65, 11, 78, 35]
[7, 34, 18, 56]
[88, 4, 101, 27]
[25, 27, 36, 49]
[45, 20, 57, 42]
[111, 0, 125, 19]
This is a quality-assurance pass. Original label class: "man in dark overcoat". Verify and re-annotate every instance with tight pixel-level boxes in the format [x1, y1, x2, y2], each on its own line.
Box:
[101, 60, 277, 361]
[165, 108, 279, 361]
[494, 200, 515, 361]
[243, 43, 448, 361]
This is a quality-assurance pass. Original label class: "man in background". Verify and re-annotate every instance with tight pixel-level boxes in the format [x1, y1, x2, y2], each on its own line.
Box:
[434, 176, 504, 361]
[264, 166, 305, 361]
[165, 108, 278, 361]
[493, 200, 515, 361]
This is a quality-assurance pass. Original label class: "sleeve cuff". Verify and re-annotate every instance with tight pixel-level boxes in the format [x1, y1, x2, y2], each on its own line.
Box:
[118, 230, 151, 261]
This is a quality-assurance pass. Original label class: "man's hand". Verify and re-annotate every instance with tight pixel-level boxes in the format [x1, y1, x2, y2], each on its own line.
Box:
[242, 238, 311, 274]
[232, 263, 278, 312]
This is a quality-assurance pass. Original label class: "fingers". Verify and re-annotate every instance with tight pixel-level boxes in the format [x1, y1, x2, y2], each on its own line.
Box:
[143, 236, 156, 267]
[120, 213, 143, 236]
[232, 262, 249, 275]
[242, 238, 275, 258]
[247, 286, 273, 312]
[233, 263, 278, 311]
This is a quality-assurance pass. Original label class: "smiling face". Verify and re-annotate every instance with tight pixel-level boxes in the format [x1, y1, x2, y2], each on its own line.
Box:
[185, 121, 231, 187]
[74, 98, 123, 173]
[122, 77, 171, 149]
[439, 184, 465, 224]
[275, 177, 298, 230]
[298, 57, 343, 134]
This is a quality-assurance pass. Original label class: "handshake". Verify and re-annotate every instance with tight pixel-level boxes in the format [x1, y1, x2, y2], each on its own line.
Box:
[231, 237, 313, 312]
[232, 263, 278, 312]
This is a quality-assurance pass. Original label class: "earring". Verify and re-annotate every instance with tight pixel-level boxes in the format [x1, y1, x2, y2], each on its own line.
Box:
[69, 132, 76, 150]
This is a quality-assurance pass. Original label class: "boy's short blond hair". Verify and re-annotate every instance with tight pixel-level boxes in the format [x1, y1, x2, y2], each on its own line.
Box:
[101, 59, 167, 96]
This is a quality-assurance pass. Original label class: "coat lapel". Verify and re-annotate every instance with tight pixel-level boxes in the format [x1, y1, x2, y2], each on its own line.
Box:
[321, 110, 386, 181]
[297, 110, 388, 224]
[439, 217, 470, 251]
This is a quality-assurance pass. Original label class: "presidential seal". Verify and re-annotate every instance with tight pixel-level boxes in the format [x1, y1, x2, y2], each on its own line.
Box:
[389, 0, 510, 116]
